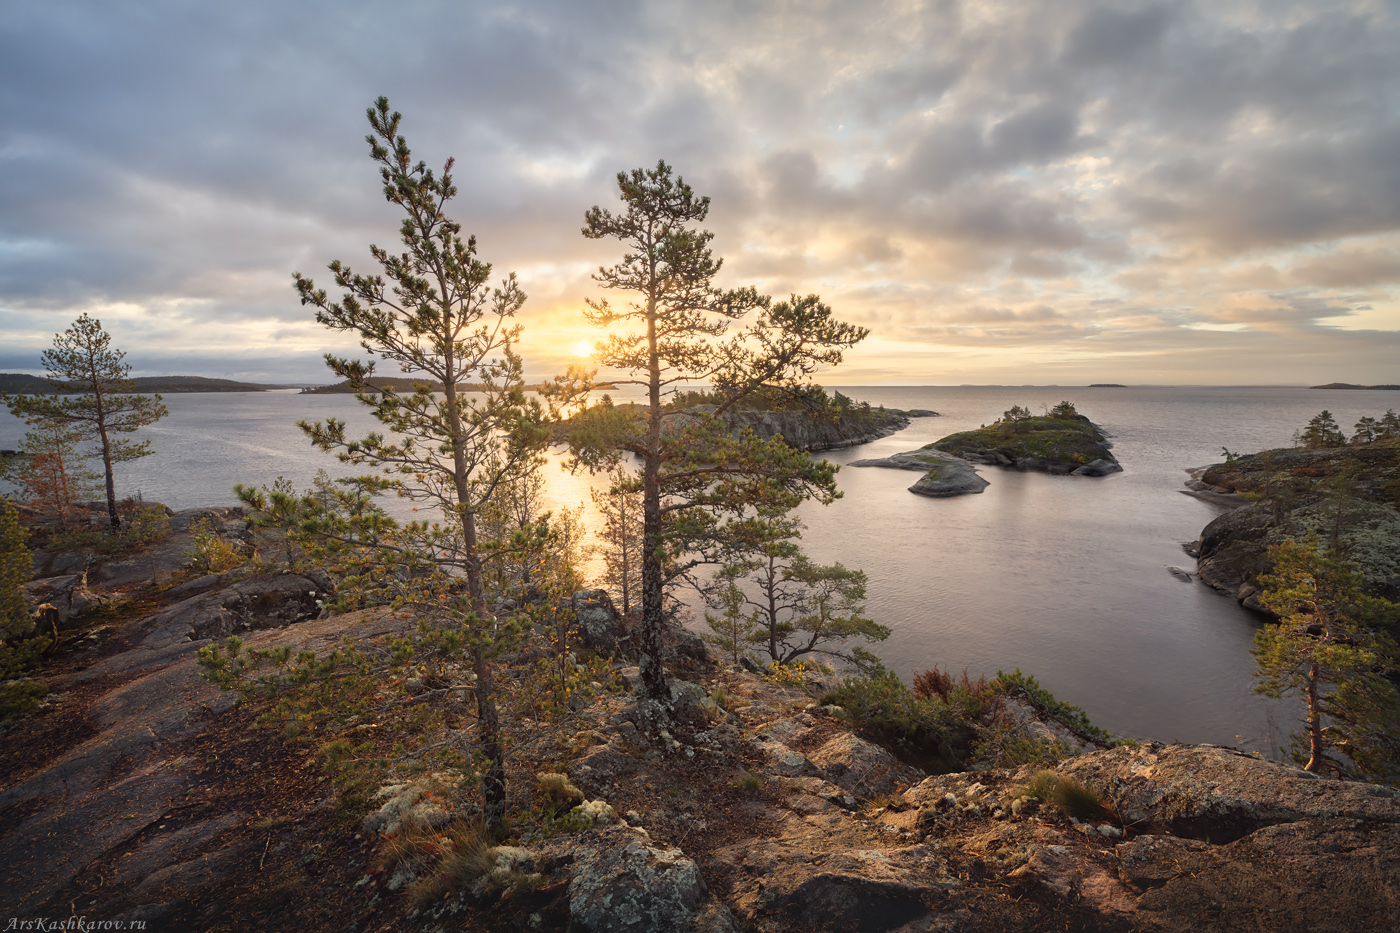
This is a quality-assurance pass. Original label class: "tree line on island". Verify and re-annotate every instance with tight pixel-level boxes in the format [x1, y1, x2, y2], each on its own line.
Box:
[3, 97, 1398, 849]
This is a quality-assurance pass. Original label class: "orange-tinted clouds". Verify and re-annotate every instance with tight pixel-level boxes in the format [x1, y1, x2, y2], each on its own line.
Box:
[1, 0, 1396, 384]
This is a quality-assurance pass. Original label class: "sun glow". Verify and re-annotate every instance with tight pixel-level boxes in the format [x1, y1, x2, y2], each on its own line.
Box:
[572, 339, 595, 358]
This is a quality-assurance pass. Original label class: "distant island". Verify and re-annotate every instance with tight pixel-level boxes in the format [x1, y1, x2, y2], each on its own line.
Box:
[0, 373, 296, 394]
[1310, 382, 1400, 390]
[302, 378, 617, 395]
[1088, 383, 1125, 387]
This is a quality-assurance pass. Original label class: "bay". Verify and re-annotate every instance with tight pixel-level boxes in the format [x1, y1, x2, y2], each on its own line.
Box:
[5, 384, 1397, 753]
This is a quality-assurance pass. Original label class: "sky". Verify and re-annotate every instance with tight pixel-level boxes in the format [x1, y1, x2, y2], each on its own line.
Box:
[1, 0, 1398, 386]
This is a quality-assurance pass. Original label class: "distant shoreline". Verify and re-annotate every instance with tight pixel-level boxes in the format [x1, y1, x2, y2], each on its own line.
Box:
[1310, 382, 1400, 390]
[0, 374, 298, 394]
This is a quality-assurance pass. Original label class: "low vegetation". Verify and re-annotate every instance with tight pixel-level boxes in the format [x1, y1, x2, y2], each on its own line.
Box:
[1020, 770, 1111, 822]
[930, 403, 1113, 467]
[819, 662, 1111, 773]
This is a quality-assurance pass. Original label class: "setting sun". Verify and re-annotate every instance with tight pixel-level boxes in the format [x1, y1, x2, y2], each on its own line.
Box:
[571, 339, 595, 358]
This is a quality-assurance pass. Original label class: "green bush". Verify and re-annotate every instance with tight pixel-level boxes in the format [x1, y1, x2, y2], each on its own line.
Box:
[0, 679, 49, 720]
[994, 669, 1111, 744]
[819, 671, 970, 771]
[1, 499, 49, 711]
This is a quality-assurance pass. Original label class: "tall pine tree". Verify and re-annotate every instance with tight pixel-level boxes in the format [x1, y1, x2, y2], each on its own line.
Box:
[569, 161, 867, 713]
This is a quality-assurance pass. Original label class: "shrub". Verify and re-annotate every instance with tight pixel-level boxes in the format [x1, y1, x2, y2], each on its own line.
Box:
[186, 517, 245, 574]
[0, 679, 49, 720]
[1, 499, 49, 715]
[733, 772, 763, 793]
[536, 772, 585, 809]
[993, 669, 1111, 744]
[819, 671, 970, 770]
[914, 666, 1004, 721]
[912, 667, 953, 701]
[973, 721, 1071, 768]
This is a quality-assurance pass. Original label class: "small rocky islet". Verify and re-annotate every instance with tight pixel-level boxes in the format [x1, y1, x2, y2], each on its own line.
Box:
[853, 408, 1121, 498]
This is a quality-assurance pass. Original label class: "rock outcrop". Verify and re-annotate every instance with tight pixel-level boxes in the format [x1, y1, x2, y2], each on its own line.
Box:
[850, 448, 990, 497]
[1188, 441, 1400, 604]
[569, 827, 738, 933]
[7, 504, 1398, 932]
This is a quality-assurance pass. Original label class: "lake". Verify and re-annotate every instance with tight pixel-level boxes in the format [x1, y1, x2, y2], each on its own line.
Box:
[6, 384, 1398, 754]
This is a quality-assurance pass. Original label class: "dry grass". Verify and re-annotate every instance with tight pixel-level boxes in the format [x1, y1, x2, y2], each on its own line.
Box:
[1020, 770, 1111, 822]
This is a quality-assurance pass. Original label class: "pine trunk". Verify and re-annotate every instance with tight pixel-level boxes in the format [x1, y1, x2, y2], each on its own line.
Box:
[473, 644, 507, 832]
[1304, 660, 1324, 772]
[638, 295, 669, 704]
[98, 424, 119, 529]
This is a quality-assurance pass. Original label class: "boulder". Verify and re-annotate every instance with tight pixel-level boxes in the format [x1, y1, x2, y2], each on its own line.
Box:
[1071, 458, 1122, 477]
[807, 733, 921, 797]
[20, 571, 104, 626]
[569, 744, 642, 795]
[851, 449, 990, 497]
[569, 826, 737, 933]
[73, 571, 324, 683]
[87, 507, 251, 588]
[720, 841, 952, 932]
[1057, 743, 1400, 843]
[573, 589, 625, 655]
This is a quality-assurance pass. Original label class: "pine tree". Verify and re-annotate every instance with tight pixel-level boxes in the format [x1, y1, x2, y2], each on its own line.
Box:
[1298, 410, 1346, 449]
[1380, 409, 1400, 439]
[7, 418, 102, 526]
[1, 315, 166, 528]
[570, 161, 867, 713]
[1254, 536, 1400, 781]
[590, 465, 643, 617]
[1001, 405, 1033, 433]
[239, 98, 557, 831]
[708, 513, 888, 665]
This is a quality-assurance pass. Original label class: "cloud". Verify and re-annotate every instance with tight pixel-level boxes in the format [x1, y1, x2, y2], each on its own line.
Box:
[0, 0, 1396, 384]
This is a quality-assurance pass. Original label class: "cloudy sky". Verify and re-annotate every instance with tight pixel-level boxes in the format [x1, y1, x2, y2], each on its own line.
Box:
[2, 0, 1397, 385]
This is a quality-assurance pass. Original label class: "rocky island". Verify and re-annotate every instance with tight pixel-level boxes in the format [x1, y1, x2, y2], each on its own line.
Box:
[559, 387, 938, 454]
[1185, 437, 1400, 608]
[927, 405, 1121, 478]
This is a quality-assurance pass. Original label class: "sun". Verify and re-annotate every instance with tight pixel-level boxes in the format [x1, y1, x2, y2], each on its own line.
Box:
[571, 339, 595, 358]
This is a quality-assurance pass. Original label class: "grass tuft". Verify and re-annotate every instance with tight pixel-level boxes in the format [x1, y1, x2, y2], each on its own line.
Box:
[1020, 770, 1111, 821]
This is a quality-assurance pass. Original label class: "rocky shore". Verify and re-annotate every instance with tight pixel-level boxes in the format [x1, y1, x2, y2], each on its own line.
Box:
[658, 403, 936, 453]
[1185, 440, 1400, 608]
[4, 505, 1398, 931]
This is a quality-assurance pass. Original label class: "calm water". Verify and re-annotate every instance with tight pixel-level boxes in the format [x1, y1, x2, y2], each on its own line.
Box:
[5, 385, 1398, 752]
